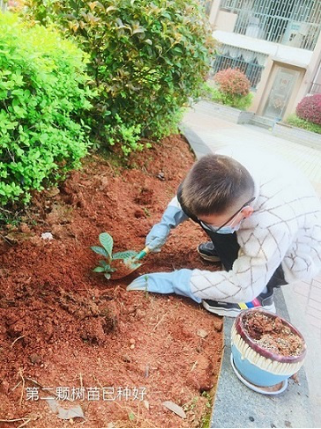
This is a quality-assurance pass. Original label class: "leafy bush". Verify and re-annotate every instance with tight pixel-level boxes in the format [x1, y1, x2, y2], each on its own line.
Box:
[201, 79, 253, 110]
[23, 0, 215, 148]
[209, 68, 252, 110]
[0, 13, 93, 205]
[286, 114, 321, 134]
[296, 94, 321, 126]
[214, 68, 251, 96]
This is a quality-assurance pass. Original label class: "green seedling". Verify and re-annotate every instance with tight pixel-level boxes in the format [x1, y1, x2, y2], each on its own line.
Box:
[91, 232, 138, 280]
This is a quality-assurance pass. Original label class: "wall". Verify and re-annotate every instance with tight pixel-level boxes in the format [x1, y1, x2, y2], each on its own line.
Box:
[212, 31, 313, 66]
[292, 30, 321, 107]
[208, 0, 222, 27]
[214, 10, 238, 32]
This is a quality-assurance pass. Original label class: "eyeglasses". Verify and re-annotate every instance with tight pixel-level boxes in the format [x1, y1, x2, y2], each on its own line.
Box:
[199, 196, 255, 233]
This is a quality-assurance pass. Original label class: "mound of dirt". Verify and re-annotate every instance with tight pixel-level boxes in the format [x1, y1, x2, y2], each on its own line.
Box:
[0, 135, 223, 428]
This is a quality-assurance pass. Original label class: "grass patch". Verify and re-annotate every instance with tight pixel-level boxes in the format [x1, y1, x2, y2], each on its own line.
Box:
[285, 114, 321, 134]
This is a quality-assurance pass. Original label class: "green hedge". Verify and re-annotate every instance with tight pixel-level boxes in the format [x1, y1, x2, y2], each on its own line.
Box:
[0, 13, 93, 205]
[23, 0, 215, 149]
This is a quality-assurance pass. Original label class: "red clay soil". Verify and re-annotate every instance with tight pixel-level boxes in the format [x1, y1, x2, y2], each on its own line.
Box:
[0, 135, 223, 428]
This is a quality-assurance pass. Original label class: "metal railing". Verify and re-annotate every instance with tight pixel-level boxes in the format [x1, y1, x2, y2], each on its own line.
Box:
[211, 45, 268, 89]
[220, 0, 321, 51]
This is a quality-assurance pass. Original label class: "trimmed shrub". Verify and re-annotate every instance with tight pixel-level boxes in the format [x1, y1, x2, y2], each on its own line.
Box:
[214, 68, 251, 96]
[0, 13, 93, 206]
[296, 94, 321, 126]
[211, 68, 252, 110]
[201, 69, 252, 110]
[23, 0, 215, 148]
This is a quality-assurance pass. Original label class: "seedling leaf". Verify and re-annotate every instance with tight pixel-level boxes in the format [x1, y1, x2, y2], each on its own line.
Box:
[99, 232, 113, 258]
[91, 246, 108, 257]
[113, 250, 138, 259]
[104, 273, 111, 280]
[93, 266, 105, 272]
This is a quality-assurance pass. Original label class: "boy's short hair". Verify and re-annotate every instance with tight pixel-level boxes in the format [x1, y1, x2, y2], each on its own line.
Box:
[181, 154, 254, 216]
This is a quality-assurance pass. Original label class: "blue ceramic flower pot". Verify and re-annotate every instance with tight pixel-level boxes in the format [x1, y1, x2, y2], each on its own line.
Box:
[231, 309, 307, 388]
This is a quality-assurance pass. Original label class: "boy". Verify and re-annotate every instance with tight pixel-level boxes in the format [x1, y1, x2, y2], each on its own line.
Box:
[127, 148, 321, 317]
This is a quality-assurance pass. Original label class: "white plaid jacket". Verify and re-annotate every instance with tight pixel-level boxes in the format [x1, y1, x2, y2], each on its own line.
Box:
[170, 148, 321, 303]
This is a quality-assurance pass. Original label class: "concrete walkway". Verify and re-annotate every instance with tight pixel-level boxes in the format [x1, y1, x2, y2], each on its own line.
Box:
[180, 100, 321, 428]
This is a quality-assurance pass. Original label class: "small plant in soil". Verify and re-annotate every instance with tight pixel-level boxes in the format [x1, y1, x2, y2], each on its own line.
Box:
[91, 232, 137, 279]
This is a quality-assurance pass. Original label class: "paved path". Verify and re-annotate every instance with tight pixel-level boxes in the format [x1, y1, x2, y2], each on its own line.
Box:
[180, 100, 321, 428]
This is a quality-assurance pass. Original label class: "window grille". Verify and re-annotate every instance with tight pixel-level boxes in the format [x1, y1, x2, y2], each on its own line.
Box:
[220, 0, 321, 51]
[211, 45, 267, 89]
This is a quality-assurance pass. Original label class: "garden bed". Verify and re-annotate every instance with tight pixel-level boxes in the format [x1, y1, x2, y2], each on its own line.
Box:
[196, 100, 254, 125]
[0, 135, 223, 428]
[272, 122, 321, 150]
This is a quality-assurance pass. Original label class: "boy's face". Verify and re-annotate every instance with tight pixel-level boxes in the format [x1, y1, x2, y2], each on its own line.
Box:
[198, 197, 255, 233]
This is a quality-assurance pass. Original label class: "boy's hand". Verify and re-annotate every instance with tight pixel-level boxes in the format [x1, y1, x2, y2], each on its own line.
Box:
[145, 224, 169, 252]
[127, 270, 201, 303]
[145, 202, 188, 252]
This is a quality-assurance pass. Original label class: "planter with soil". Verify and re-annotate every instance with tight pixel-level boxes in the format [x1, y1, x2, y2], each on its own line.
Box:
[231, 309, 307, 395]
[196, 100, 254, 124]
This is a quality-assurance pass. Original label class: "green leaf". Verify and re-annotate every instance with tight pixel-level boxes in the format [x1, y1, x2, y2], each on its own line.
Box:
[113, 250, 138, 260]
[99, 232, 113, 257]
[106, 5, 117, 13]
[93, 266, 105, 272]
[18, 0, 215, 153]
[98, 261, 115, 272]
[0, 13, 92, 206]
[90, 246, 108, 257]
[104, 273, 111, 280]
[132, 28, 145, 36]
[128, 412, 135, 421]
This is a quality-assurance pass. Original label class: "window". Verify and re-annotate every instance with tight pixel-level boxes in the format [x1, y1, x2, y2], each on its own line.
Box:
[220, 0, 321, 50]
[211, 45, 267, 89]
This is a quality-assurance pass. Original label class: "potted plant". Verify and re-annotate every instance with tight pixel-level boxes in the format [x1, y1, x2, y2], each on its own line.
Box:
[231, 309, 307, 394]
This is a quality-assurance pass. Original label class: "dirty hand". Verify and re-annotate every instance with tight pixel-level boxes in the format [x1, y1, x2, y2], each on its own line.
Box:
[127, 269, 201, 303]
[145, 204, 188, 252]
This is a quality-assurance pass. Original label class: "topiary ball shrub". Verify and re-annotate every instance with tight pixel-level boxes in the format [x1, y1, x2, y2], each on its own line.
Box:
[214, 68, 251, 96]
[296, 94, 321, 126]
[212, 68, 252, 109]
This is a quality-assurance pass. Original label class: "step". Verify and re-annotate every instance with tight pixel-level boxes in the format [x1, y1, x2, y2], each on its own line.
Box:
[249, 115, 276, 130]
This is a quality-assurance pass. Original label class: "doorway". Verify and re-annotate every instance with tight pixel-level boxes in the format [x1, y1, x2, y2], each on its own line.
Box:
[263, 66, 300, 121]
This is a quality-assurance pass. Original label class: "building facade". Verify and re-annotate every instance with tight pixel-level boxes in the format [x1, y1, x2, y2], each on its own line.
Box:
[208, 0, 321, 121]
